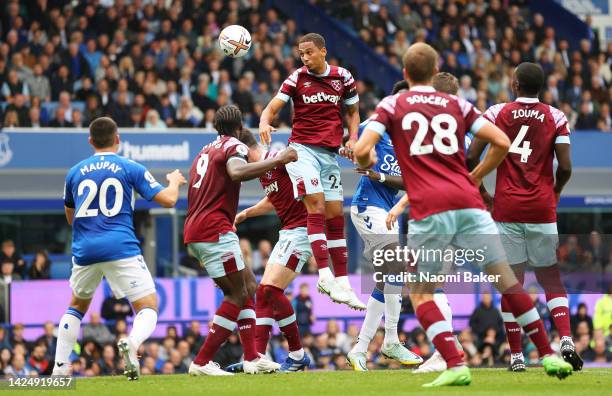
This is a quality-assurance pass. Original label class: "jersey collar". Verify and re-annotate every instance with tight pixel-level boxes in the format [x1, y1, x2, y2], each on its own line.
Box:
[94, 152, 117, 156]
[306, 63, 331, 77]
[516, 97, 540, 103]
[409, 85, 436, 93]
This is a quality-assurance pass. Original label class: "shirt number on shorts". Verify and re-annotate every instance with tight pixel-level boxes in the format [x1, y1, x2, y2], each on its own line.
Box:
[509, 125, 532, 163]
[403, 112, 458, 156]
[192, 153, 209, 188]
[75, 178, 124, 218]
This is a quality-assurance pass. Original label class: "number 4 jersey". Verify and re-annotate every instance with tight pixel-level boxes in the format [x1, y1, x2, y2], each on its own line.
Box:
[484, 98, 570, 223]
[369, 85, 486, 221]
[64, 152, 164, 265]
[184, 135, 249, 244]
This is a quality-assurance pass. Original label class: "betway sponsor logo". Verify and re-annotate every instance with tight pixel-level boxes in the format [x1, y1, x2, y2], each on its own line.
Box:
[119, 141, 190, 162]
[302, 92, 340, 104]
[264, 181, 279, 195]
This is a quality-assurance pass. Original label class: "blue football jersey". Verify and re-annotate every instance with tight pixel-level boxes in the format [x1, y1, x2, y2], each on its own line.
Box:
[351, 120, 401, 212]
[63, 152, 164, 265]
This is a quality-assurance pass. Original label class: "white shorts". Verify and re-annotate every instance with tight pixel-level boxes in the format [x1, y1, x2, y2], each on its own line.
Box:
[350, 206, 399, 261]
[187, 232, 246, 278]
[70, 255, 156, 302]
[496, 222, 559, 267]
[285, 142, 343, 201]
[268, 227, 312, 273]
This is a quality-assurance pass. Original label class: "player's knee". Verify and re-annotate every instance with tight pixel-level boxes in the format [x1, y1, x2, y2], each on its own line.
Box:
[409, 292, 433, 309]
[69, 294, 92, 314]
[132, 293, 158, 312]
[228, 287, 249, 307]
[303, 194, 325, 214]
[245, 277, 257, 297]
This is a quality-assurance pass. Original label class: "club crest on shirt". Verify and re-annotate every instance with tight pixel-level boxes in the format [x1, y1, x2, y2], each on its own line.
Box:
[303, 81, 312, 88]
[331, 80, 342, 91]
[311, 177, 319, 187]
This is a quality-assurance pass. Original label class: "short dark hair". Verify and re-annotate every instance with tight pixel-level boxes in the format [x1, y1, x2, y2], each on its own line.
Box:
[239, 128, 258, 148]
[391, 80, 409, 94]
[213, 105, 243, 136]
[298, 33, 325, 49]
[403, 43, 439, 84]
[432, 72, 459, 95]
[515, 62, 545, 96]
[89, 117, 117, 149]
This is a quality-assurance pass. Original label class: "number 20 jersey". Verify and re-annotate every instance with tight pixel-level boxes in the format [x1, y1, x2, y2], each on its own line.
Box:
[484, 98, 570, 223]
[64, 152, 164, 265]
[369, 86, 485, 221]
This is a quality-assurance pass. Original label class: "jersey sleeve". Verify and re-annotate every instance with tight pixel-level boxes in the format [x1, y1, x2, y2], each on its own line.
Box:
[550, 105, 571, 144]
[367, 95, 396, 137]
[224, 139, 249, 163]
[340, 67, 359, 106]
[275, 70, 299, 103]
[63, 172, 75, 208]
[457, 97, 487, 134]
[129, 161, 164, 201]
[483, 103, 505, 124]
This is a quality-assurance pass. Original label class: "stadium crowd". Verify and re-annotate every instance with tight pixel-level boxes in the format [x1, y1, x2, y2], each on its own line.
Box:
[0, 0, 610, 132]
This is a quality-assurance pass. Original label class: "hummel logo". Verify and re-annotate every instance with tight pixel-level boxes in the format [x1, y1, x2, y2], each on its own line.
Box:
[57, 363, 65, 367]
[364, 216, 373, 230]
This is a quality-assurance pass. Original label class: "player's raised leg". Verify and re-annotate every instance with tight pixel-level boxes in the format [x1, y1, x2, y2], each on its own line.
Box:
[52, 294, 92, 376]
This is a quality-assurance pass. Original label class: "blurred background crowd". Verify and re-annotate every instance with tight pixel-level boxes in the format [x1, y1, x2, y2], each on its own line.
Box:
[0, 0, 610, 131]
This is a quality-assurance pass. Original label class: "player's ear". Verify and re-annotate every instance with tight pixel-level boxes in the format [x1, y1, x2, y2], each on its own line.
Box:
[115, 133, 120, 146]
[402, 68, 410, 84]
[88, 135, 94, 148]
[320, 46, 327, 58]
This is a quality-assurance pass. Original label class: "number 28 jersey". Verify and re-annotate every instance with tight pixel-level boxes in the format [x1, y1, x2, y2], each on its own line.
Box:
[484, 98, 570, 223]
[64, 152, 164, 265]
[368, 86, 486, 221]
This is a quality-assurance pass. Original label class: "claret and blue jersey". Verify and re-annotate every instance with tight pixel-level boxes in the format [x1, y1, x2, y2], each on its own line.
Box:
[351, 120, 401, 213]
[63, 152, 164, 265]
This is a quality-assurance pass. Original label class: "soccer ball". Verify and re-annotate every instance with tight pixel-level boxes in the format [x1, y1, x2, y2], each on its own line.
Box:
[219, 25, 252, 58]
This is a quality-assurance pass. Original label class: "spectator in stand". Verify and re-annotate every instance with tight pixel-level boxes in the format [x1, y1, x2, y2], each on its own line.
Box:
[99, 345, 118, 375]
[27, 106, 43, 128]
[571, 302, 594, 337]
[558, 235, 583, 271]
[28, 344, 50, 374]
[294, 283, 314, 336]
[35, 322, 56, 360]
[100, 296, 133, 323]
[48, 107, 74, 128]
[144, 109, 167, 130]
[27, 64, 51, 102]
[108, 92, 132, 127]
[82, 313, 115, 346]
[593, 285, 612, 337]
[28, 250, 51, 280]
[0, 240, 26, 278]
[4, 353, 34, 377]
[468, 293, 504, 346]
[1, 70, 29, 103]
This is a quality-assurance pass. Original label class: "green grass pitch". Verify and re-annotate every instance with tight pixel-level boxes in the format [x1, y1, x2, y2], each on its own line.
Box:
[17, 368, 612, 396]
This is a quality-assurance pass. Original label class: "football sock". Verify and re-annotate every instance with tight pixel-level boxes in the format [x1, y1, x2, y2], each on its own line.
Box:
[503, 283, 554, 357]
[326, 216, 348, 278]
[255, 285, 274, 354]
[354, 289, 385, 353]
[416, 300, 463, 368]
[237, 296, 258, 361]
[501, 295, 523, 354]
[383, 284, 401, 346]
[307, 213, 330, 273]
[535, 266, 571, 338]
[194, 301, 240, 365]
[128, 307, 158, 348]
[54, 307, 83, 366]
[267, 285, 303, 353]
[433, 291, 462, 350]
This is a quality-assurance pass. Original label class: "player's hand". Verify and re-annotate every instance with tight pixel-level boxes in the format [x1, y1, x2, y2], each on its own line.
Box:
[259, 123, 277, 146]
[554, 191, 561, 205]
[277, 147, 298, 164]
[355, 168, 380, 181]
[234, 210, 248, 227]
[481, 191, 494, 212]
[167, 169, 187, 186]
[343, 138, 357, 161]
[364, 148, 378, 168]
[386, 208, 401, 231]
[468, 172, 482, 188]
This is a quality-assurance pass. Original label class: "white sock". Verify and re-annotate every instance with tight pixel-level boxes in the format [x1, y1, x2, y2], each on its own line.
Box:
[128, 308, 158, 348]
[54, 309, 83, 366]
[335, 275, 351, 289]
[433, 292, 462, 350]
[318, 267, 334, 279]
[353, 294, 385, 353]
[289, 348, 305, 360]
[383, 287, 401, 346]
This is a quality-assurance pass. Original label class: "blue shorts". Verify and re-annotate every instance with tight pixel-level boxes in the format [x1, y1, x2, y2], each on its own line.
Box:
[496, 222, 558, 267]
[187, 232, 245, 278]
[408, 209, 507, 273]
[285, 142, 343, 201]
[268, 227, 312, 273]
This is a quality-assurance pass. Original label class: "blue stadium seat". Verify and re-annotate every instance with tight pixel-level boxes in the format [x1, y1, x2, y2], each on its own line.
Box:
[50, 260, 72, 279]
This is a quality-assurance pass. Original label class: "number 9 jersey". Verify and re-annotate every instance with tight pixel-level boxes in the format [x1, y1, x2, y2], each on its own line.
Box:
[368, 85, 487, 221]
[64, 152, 164, 265]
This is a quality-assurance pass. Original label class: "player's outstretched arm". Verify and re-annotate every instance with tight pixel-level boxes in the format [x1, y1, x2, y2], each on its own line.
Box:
[227, 147, 298, 182]
[355, 168, 405, 190]
[259, 98, 286, 146]
[553, 142, 572, 202]
[468, 121, 510, 187]
[354, 129, 382, 169]
[153, 169, 187, 208]
[234, 197, 275, 227]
